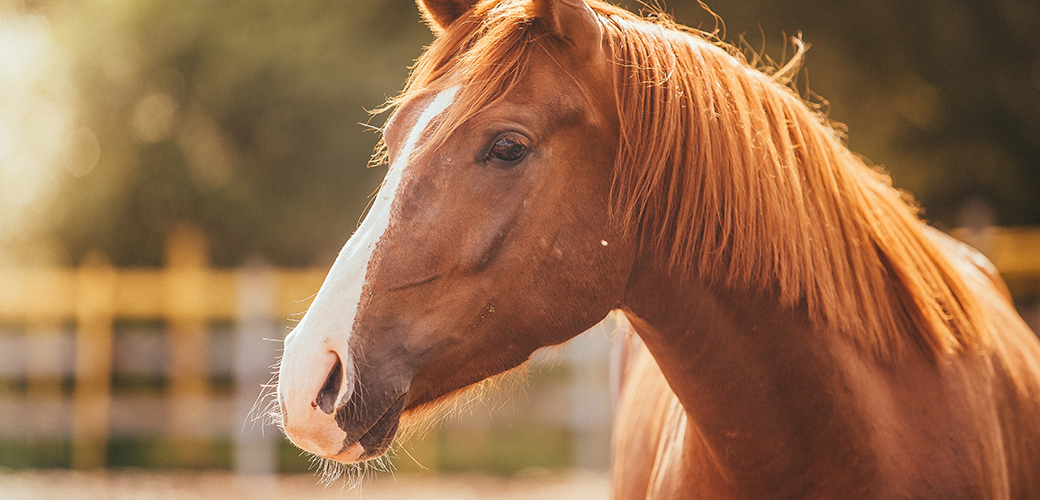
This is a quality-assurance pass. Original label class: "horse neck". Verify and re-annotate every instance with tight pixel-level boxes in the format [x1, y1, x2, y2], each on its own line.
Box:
[621, 259, 885, 494]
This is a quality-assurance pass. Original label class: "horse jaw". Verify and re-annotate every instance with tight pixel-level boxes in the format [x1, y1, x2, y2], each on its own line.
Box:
[276, 87, 459, 462]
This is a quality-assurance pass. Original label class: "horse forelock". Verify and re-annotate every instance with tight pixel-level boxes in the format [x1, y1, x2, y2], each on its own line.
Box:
[377, 0, 990, 361]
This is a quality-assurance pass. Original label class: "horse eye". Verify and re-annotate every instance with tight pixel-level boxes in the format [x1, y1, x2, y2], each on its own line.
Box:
[487, 135, 529, 166]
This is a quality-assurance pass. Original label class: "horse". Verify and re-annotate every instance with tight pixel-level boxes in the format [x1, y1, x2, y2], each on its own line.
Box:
[274, 0, 1040, 496]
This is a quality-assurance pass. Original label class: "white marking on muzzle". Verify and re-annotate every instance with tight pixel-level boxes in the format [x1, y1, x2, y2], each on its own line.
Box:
[277, 87, 459, 459]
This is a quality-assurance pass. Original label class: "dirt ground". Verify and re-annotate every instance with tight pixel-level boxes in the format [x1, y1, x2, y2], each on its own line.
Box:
[0, 469, 610, 499]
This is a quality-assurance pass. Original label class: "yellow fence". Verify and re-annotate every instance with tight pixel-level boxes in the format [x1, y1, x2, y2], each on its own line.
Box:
[0, 225, 326, 470]
[0, 225, 1038, 471]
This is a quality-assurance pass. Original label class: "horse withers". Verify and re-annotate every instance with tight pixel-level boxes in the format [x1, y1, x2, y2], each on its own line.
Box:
[275, 0, 1040, 497]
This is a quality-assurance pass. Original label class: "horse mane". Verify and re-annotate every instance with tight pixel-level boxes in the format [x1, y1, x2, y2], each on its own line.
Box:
[381, 0, 990, 360]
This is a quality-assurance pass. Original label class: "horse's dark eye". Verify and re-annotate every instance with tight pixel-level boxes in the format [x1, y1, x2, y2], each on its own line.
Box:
[487, 135, 529, 166]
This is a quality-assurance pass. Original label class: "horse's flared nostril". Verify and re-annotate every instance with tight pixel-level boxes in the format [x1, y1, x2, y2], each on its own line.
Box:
[315, 355, 343, 414]
[278, 341, 358, 459]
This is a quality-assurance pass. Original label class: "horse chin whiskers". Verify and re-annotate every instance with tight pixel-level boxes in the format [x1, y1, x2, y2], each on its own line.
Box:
[303, 442, 401, 492]
[308, 453, 366, 490]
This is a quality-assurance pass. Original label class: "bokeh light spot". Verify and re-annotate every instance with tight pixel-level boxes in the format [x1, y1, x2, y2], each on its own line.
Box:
[62, 127, 101, 178]
[133, 92, 179, 143]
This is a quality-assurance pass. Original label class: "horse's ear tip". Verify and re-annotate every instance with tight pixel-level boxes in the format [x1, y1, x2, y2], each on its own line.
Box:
[532, 0, 603, 57]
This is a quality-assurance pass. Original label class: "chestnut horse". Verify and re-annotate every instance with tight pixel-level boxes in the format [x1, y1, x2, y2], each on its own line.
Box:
[275, 0, 1040, 497]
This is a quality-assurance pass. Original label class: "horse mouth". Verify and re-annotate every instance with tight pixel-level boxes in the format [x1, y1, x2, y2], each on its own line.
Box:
[343, 394, 407, 462]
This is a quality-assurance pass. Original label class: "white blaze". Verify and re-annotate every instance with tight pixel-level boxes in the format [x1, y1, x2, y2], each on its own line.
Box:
[278, 87, 458, 457]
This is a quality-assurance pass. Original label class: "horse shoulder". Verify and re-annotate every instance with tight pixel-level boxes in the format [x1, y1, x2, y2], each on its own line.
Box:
[926, 226, 1040, 498]
[923, 225, 1012, 302]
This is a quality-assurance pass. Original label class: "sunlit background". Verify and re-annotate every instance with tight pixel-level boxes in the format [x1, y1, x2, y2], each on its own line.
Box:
[1, 0, 1038, 497]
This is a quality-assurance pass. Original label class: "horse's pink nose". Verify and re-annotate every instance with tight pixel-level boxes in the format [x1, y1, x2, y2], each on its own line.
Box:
[277, 333, 360, 461]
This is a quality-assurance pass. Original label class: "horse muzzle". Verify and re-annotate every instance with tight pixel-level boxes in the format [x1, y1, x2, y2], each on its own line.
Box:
[277, 332, 410, 463]
[279, 394, 407, 463]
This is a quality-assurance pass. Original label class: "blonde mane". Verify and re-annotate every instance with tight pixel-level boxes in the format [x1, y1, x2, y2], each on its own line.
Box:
[382, 0, 989, 360]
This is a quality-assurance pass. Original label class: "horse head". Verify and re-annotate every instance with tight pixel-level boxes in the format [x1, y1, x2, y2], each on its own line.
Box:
[276, 0, 632, 463]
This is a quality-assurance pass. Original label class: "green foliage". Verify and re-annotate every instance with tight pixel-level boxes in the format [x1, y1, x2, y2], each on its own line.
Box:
[20, 0, 1040, 266]
[106, 438, 232, 470]
[431, 425, 573, 475]
[0, 439, 72, 469]
[46, 0, 433, 266]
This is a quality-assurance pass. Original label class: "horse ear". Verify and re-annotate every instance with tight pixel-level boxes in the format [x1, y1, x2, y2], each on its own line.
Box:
[418, 0, 478, 33]
[532, 0, 604, 62]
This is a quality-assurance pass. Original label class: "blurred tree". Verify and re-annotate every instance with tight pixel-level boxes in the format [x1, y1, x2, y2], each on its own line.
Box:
[47, 0, 432, 266]
[24, 0, 1040, 266]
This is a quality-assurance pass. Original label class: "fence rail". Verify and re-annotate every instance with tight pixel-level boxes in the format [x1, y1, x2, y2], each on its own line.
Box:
[0, 225, 329, 471]
[0, 225, 1037, 472]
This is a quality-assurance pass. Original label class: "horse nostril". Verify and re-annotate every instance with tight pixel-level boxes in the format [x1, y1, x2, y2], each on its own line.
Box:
[315, 355, 343, 414]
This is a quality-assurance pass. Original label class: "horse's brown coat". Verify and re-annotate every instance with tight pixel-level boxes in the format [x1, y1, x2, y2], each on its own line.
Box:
[615, 227, 1040, 498]
[276, 0, 1040, 497]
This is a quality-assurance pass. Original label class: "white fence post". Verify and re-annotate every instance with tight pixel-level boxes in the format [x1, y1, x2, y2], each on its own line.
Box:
[235, 257, 279, 490]
[25, 320, 68, 438]
[566, 311, 618, 470]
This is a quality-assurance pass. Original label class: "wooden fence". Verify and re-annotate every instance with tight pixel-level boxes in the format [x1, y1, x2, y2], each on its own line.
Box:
[0, 225, 327, 471]
[0, 224, 1037, 472]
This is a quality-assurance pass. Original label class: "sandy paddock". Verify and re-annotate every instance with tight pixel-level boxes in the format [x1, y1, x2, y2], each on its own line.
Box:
[0, 469, 610, 500]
